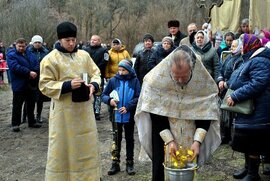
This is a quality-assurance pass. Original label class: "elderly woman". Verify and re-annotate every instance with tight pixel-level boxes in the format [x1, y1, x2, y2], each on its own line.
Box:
[217, 39, 243, 144]
[226, 34, 270, 181]
[147, 36, 176, 71]
[191, 30, 220, 83]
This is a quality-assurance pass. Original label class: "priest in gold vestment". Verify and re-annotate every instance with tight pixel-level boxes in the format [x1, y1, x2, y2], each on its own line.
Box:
[135, 45, 221, 181]
[39, 22, 101, 181]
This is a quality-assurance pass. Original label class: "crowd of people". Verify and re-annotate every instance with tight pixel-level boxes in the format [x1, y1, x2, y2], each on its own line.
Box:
[1, 18, 270, 181]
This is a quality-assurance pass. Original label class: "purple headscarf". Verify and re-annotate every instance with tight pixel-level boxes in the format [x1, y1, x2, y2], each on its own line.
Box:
[242, 33, 262, 54]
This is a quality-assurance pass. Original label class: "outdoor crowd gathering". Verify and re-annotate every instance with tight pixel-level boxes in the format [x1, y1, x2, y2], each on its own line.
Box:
[1, 16, 270, 181]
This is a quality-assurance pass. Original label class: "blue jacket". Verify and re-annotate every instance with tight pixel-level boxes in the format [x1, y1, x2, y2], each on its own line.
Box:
[229, 48, 270, 129]
[27, 45, 49, 63]
[102, 71, 140, 123]
[7, 48, 39, 92]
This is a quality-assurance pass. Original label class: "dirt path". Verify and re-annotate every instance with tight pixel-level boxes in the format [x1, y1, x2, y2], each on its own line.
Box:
[0, 84, 269, 181]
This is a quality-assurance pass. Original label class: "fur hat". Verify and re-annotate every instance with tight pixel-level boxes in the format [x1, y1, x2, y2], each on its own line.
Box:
[31, 35, 43, 43]
[143, 33, 154, 43]
[168, 20, 180, 28]
[118, 59, 134, 73]
[112, 38, 122, 45]
[162, 36, 174, 46]
[57, 21, 77, 39]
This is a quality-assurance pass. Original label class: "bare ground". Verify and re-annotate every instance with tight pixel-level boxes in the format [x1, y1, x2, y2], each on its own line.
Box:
[0, 84, 269, 181]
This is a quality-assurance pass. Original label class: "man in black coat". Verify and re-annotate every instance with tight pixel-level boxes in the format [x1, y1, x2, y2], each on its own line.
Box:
[134, 34, 155, 85]
[167, 20, 187, 47]
[84, 35, 109, 120]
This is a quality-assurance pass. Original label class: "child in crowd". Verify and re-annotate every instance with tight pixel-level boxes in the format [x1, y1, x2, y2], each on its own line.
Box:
[101, 59, 140, 176]
[0, 53, 7, 85]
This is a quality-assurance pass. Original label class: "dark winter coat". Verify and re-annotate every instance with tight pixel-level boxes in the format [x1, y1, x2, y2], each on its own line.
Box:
[217, 53, 242, 83]
[83, 45, 109, 78]
[7, 48, 39, 92]
[101, 71, 140, 123]
[192, 41, 220, 83]
[134, 48, 154, 84]
[148, 44, 176, 71]
[168, 31, 186, 47]
[27, 45, 49, 63]
[229, 48, 270, 129]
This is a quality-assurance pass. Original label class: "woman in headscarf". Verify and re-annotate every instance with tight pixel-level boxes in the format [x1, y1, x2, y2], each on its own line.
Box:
[191, 30, 220, 83]
[217, 39, 243, 144]
[226, 33, 270, 181]
[259, 28, 270, 46]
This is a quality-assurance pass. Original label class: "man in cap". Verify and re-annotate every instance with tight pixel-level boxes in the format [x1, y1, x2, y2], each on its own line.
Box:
[39, 21, 101, 180]
[105, 38, 130, 80]
[22, 35, 49, 124]
[167, 20, 186, 46]
[134, 33, 155, 85]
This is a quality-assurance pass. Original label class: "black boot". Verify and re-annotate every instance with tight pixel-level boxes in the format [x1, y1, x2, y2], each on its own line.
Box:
[126, 160, 135, 175]
[108, 161, 120, 175]
[95, 113, 101, 121]
[233, 154, 248, 179]
[36, 114, 42, 123]
[240, 157, 261, 181]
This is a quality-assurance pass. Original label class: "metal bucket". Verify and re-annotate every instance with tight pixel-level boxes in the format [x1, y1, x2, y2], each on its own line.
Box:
[164, 163, 197, 181]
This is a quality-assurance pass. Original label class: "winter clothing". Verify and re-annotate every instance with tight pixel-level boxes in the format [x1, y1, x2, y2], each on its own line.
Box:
[118, 59, 134, 74]
[168, 20, 179, 28]
[84, 44, 109, 79]
[102, 70, 140, 123]
[57, 21, 77, 39]
[7, 48, 39, 92]
[134, 47, 154, 84]
[102, 67, 140, 174]
[229, 47, 270, 154]
[242, 33, 262, 54]
[148, 44, 176, 71]
[162, 36, 174, 46]
[28, 43, 49, 122]
[217, 53, 243, 90]
[31, 35, 43, 43]
[112, 38, 122, 44]
[143, 33, 154, 43]
[105, 45, 130, 79]
[192, 30, 220, 83]
[168, 30, 186, 47]
[84, 44, 109, 117]
[7, 46, 40, 128]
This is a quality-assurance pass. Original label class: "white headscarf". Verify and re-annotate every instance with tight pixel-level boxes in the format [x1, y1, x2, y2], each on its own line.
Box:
[195, 30, 210, 48]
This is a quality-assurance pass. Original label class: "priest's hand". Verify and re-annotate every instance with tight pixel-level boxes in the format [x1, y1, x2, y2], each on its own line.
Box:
[190, 141, 200, 160]
[168, 140, 178, 158]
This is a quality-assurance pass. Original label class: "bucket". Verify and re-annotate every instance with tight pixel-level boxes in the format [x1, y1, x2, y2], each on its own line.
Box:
[164, 163, 197, 181]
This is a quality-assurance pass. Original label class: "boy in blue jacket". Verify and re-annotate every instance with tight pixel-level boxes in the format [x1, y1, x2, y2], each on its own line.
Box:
[102, 59, 140, 176]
